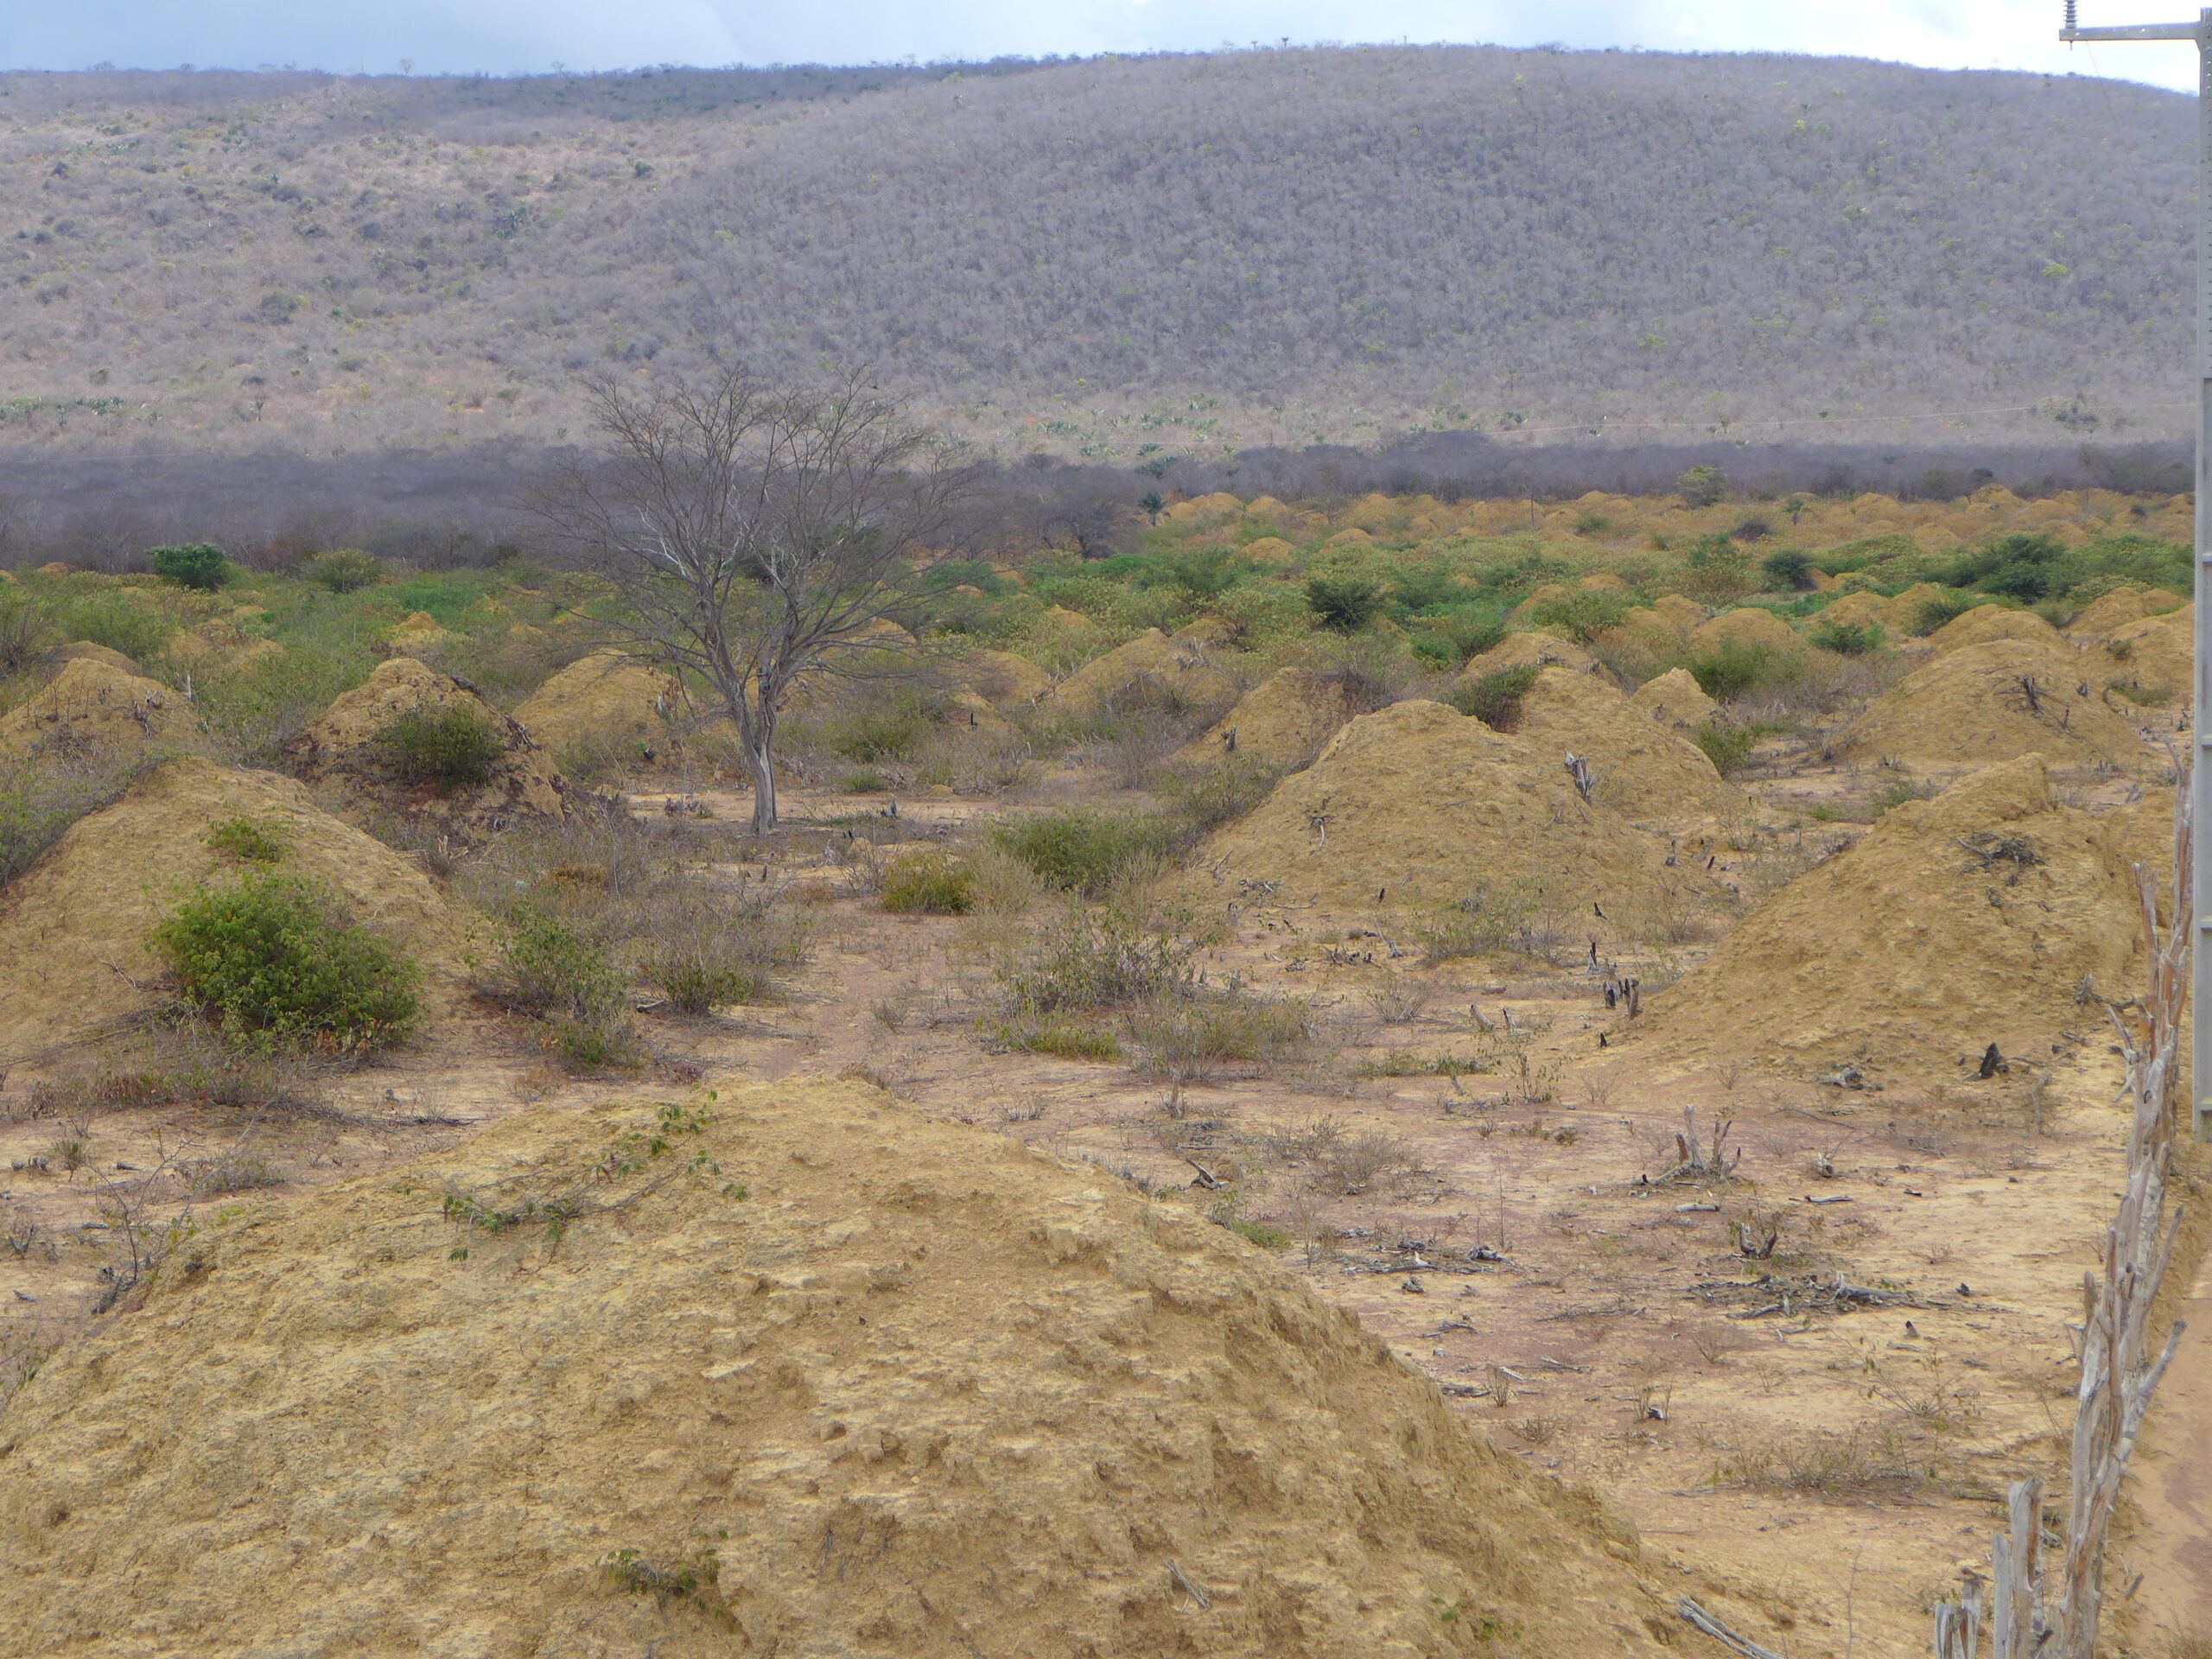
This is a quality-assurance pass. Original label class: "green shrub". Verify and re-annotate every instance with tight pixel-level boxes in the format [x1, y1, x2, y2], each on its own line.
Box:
[1871, 777, 1938, 815]
[1303, 573, 1382, 632]
[302, 549, 387, 593]
[1694, 722, 1758, 774]
[488, 902, 622, 1021]
[1683, 639, 1787, 701]
[828, 706, 925, 763]
[0, 755, 140, 885]
[642, 953, 768, 1015]
[990, 807, 1179, 895]
[838, 766, 887, 794]
[205, 816, 288, 865]
[1408, 607, 1509, 667]
[53, 591, 171, 659]
[1808, 618, 1886, 656]
[988, 1014, 1123, 1061]
[880, 849, 976, 915]
[1002, 910, 1198, 1013]
[1416, 878, 1560, 963]
[1156, 755, 1281, 832]
[1523, 588, 1630, 644]
[1760, 549, 1815, 591]
[0, 584, 50, 674]
[1446, 664, 1540, 731]
[375, 704, 504, 789]
[1220, 1215, 1290, 1249]
[1126, 992, 1309, 1082]
[1910, 590, 1982, 636]
[150, 874, 421, 1052]
[1676, 464, 1729, 507]
[149, 543, 232, 590]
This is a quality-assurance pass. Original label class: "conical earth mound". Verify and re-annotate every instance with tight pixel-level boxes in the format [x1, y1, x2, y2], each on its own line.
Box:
[0, 1078, 1672, 1658]
[1635, 756, 2149, 1075]
[1173, 665, 1363, 767]
[1039, 627, 1237, 717]
[1924, 604, 2066, 655]
[1193, 699, 1707, 926]
[0, 756, 474, 1061]
[1837, 637, 2147, 770]
[1509, 665, 1738, 821]
[512, 650, 682, 771]
[285, 656, 568, 839]
[0, 651, 197, 758]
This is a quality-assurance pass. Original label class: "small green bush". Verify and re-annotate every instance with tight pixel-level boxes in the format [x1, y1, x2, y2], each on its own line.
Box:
[880, 849, 976, 915]
[1303, 573, 1383, 632]
[1910, 590, 1982, 636]
[151, 874, 421, 1052]
[375, 704, 504, 789]
[0, 756, 140, 885]
[1002, 910, 1199, 1013]
[990, 807, 1179, 895]
[827, 703, 925, 763]
[1694, 722, 1758, 774]
[1126, 992, 1309, 1082]
[1808, 618, 1885, 656]
[1523, 589, 1630, 644]
[1676, 464, 1729, 507]
[1683, 639, 1786, 701]
[205, 816, 287, 865]
[1156, 756, 1281, 832]
[1220, 1216, 1290, 1249]
[53, 591, 171, 660]
[988, 1014, 1123, 1061]
[838, 766, 887, 794]
[1446, 664, 1540, 731]
[0, 584, 50, 674]
[490, 902, 622, 1021]
[1760, 548, 1815, 591]
[149, 543, 232, 590]
[302, 549, 388, 593]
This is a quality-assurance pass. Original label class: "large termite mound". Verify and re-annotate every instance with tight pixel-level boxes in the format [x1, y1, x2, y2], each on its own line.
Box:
[2095, 604, 2193, 703]
[1836, 638, 2148, 770]
[1507, 665, 1738, 822]
[0, 1078, 1675, 1659]
[512, 650, 683, 769]
[284, 656, 568, 838]
[1173, 665, 1363, 767]
[0, 652, 198, 759]
[1193, 699, 1705, 926]
[0, 756, 474, 1061]
[1924, 604, 2068, 655]
[1038, 627, 1237, 717]
[1636, 755, 2149, 1075]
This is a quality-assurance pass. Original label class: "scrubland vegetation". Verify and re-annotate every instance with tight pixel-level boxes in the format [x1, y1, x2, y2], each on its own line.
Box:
[0, 44, 2193, 466]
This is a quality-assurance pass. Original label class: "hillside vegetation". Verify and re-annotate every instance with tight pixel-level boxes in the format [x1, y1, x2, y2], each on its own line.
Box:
[0, 47, 2192, 460]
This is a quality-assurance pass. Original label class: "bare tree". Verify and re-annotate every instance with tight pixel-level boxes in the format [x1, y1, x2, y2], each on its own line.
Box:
[539, 366, 974, 832]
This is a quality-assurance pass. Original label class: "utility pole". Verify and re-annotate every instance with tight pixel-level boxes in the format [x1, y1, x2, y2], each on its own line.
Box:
[2061, 3, 2212, 1140]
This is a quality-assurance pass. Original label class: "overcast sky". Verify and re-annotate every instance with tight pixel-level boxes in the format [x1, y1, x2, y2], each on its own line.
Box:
[0, 0, 2196, 92]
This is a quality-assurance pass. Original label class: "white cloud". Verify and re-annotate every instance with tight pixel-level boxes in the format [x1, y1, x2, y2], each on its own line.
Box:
[0, 0, 2194, 90]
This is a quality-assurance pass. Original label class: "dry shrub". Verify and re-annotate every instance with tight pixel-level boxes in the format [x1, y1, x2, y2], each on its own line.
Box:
[1419, 877, 1569, 964]
[1262, 1118, 1431, 1197]
[1125, 991, 1309, 1084]
[1716, 1421, 1933, 1500]
[880, 848, 975, 915]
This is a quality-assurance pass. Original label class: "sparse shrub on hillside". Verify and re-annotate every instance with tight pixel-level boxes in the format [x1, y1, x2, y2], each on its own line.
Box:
[1684, 639, 1790, 701]
[149, 543, 232, 590]
[0, 754, 143, 885]
[990, 807, 1179, 895]
[1909, 589, 1983, 636]
[302, 549, 388, 593]
[1760, 548, 1815, 591]
[1679, 532, 1757, 604]
[479, 899, 636, 1070]
[0, 585, 51, 674]
[1001, 909, 1199, 1013]
[374, 704, 504, 789]
[1126, 992, 1309, 1084]
[205, 815, 287, 865]
[1523, 588, 1630, 644]
[1156, 754, 1282, 832]
[1808, 617, 1885, 656]
[151, 874, 421, 1052]
[1303, 573, 1383, 632]
[1408, 606, 1509, 667]
[1676, 465, 1729, 507]
[1693, 722, 1758, 774]
[1446, 664, 1540, 730]
[880, 848, 976, 914]
[1418, 878, 1564, 963]
[51, 591, 170, 660]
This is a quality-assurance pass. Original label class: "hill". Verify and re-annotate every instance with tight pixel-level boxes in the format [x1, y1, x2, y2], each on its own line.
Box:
[0, 46, 2192, 463]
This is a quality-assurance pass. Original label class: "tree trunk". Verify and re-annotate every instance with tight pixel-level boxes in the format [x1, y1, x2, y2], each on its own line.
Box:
[747, 726, 779, 834]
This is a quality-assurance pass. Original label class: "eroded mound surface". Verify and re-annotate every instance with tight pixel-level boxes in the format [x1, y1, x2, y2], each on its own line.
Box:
[1194, 699, 1704, 925]
[1637, 755, 2149, 1074]
[0, 756, 473, 1059]
[1039, 626, 1237, 717]
[0, 652, 197, 758]
[513, 650, 681, 768]
[1509, 665, 1737, 821]
[1626, 666, 1717, 729]
[1838, 637, 2148, 769]
[1174, 665, 1362, 767]
[285, 656, 568, 836]
[0, 1078, 1669, 1659]
[1925, 604, 2066, 654]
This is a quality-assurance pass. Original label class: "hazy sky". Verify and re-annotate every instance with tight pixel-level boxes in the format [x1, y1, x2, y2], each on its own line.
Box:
[0, 0, 2196, 92]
